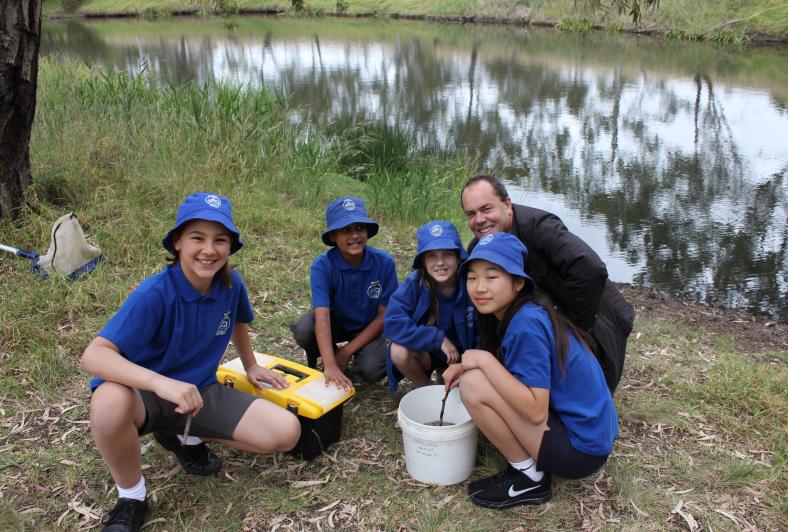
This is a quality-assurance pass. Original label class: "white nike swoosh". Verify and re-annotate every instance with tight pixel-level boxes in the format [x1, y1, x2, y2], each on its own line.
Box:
[508, 484, 540, 497]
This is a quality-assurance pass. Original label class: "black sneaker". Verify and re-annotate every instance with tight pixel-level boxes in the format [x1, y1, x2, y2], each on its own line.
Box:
[102, 497, 149, 532]
[468, 466, 551, 509]
[154, 432, 222, 476]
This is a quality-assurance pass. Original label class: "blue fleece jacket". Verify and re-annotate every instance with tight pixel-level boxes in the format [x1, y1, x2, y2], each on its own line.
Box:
[383, 271, 478, 392]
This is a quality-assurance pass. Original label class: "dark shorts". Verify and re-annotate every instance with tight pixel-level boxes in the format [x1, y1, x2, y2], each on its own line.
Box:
[139, 382, 257, 440]
[428, 350, 450, 371]
[536, 412, 609, 480]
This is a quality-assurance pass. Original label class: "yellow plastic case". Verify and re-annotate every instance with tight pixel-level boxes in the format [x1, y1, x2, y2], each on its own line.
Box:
[216, 353, 354, 459]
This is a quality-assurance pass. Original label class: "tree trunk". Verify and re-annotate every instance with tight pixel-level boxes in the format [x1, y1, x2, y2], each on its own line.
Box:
[0, 0, 42, 219]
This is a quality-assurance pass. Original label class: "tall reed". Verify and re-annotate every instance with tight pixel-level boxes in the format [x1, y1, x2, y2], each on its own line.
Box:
[6, 59, 475, 389]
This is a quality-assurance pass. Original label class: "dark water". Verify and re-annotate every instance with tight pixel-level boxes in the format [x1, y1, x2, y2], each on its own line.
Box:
[425, 421, 455, 427]
[42, 18, 788, 320]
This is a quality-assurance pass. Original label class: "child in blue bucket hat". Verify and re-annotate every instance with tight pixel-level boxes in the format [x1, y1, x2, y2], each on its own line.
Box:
[443, 232, 618, 509]
[290, 196, 398, 390]
[383, 221, 478, 393]
[81, 192, 300, 532]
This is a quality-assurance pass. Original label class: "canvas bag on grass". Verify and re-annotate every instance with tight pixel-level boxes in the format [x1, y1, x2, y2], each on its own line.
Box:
[37, 213, 103, 279]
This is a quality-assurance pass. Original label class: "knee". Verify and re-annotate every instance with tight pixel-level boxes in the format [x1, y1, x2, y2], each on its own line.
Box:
[290, 314, 316, 347]
[459, 368, 487, 406]
[389, 343, 410, 366]
[273, 413, 301, 453]
[90, 382, 136, 435]
[356, 356, 386, 383]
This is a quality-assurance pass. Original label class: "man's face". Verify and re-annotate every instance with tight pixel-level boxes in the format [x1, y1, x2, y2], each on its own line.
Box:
[461, 181, 513, 239]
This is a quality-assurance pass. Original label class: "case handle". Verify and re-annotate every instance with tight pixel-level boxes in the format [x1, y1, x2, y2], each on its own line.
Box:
[272, 364, 309, 382]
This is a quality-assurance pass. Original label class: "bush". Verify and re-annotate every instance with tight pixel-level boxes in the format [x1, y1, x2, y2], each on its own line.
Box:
[213, 0, 239, 16]
[62, 0, 83, 14]
[337, 0, 349, 14]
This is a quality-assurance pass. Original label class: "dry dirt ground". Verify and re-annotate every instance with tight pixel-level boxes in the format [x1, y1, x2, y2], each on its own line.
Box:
[619, 285, 788, 352]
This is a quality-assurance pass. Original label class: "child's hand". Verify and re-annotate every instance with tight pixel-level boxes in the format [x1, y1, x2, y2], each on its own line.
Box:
[153, 376, 203, 415]
[334, 346, 353, 370]
[246, 364, 290, 390]
[459, 349, 490, 370]
[324, 364, 353, 391]
[442, 363, 465, 391]
[441, 337, 460, 364]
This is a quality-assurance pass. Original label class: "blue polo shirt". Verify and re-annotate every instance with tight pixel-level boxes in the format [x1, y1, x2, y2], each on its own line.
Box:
[311, 245, 398, 334]
[90, 263, 254, 391]
[501, 303, 618, 456]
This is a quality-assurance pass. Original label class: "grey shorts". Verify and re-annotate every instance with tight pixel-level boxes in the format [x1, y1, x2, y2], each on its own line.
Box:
[139, 382, 257, 440]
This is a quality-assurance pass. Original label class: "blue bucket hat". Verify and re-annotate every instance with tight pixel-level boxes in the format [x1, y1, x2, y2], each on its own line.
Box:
[162, 192, 243, 255]
[459, 232, 535, 290]
[412, 221, 468, 269]
[321, 196, 379, 246]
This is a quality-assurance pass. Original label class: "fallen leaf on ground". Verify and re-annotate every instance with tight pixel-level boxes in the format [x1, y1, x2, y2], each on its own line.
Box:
[318, 499, 341, 512]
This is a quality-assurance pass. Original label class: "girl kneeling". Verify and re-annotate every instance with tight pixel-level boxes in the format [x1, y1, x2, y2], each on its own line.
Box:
[384, 221, 477, 392]
[443, 232, 618, 509]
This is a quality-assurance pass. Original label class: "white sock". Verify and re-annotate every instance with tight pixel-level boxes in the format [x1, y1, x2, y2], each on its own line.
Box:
[116, 475, 146, 501]
[177, 435, 203, 446]
[509, 458, 544, 482]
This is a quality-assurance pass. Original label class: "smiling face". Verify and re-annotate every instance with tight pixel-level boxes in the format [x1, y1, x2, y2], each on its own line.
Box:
[461, 180, 514, 239]
[330, 223, 368, 266]
[465, 259, 525, 320]
[422, 249, 460, 293]
[173, 219, 232, 293]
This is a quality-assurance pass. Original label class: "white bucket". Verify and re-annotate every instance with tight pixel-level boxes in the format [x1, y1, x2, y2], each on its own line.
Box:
[397, 385, 478, 485]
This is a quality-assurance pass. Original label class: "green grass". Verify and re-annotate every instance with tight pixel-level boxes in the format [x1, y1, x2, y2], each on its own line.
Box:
[0, 58, 785, 529]
[42, 0, 788, 43]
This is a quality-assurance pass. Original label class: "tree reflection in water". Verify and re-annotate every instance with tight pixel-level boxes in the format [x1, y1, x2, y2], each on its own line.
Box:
[41, 19, 788, 319]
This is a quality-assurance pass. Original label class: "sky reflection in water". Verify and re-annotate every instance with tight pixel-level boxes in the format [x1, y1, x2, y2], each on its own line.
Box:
[42, 19, 788, 319]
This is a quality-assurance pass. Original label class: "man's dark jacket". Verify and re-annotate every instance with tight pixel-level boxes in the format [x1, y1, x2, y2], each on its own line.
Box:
[469, 204, 635, 392]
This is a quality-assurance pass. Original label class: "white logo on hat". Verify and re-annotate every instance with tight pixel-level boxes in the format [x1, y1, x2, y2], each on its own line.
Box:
[430, 224, 443, 237]
[342, 199, 356, 211]
[206, 195, 222, 208]
[367, 280, 382, 299]
[479, 234, 494, 245]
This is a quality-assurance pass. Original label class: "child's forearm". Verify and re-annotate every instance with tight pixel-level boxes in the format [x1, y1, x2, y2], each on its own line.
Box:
[340, 310, 384, 357]
[314, 308, 340, 368]
[231, 323, 257, 370]
[80, 336, 165, 392]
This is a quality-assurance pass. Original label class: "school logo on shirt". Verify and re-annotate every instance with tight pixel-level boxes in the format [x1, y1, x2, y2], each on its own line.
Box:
[479, 234, 494, 246]
[205, 195, 222, 209]
[342, 199, 356, 211]
[215, 311, 231, 336]
[466, 305, 476, 324]
[367, 280, 383, 299]
[430, 224, 443, 237]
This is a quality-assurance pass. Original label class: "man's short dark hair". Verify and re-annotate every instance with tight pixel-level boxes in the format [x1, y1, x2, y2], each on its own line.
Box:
[460, 174, 510, 208]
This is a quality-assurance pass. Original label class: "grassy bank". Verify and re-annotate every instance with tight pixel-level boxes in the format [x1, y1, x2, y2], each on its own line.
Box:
[43, 0, 788, 45]
[0, 60, 785, 529]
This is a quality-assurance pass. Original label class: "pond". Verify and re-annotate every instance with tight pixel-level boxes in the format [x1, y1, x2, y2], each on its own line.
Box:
[42, 17, 788, 320]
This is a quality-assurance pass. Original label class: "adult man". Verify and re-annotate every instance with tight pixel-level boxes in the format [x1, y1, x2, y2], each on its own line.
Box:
[460, 175, 634, 392]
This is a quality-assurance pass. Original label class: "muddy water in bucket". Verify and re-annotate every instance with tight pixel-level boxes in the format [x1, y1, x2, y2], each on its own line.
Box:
[397, 385, 478, 485]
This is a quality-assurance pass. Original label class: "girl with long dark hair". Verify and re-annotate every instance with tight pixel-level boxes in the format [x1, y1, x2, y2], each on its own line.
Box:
[443, 232, 618, 509]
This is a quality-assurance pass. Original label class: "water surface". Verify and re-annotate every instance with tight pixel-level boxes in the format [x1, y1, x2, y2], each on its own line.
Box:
[43, 18, 788, 319]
